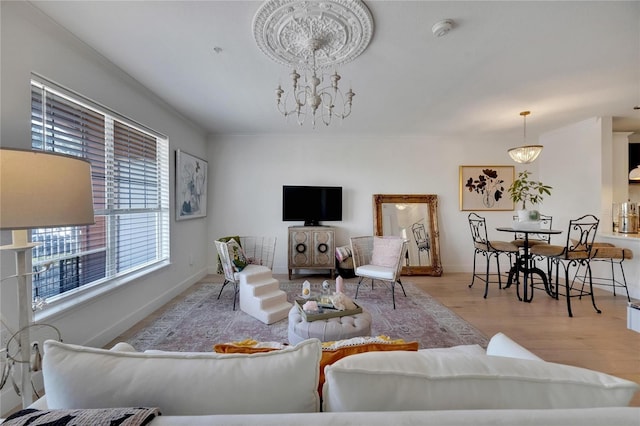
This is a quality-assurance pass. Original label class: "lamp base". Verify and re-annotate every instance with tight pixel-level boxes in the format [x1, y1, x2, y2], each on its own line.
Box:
[0, 230, 38, 408]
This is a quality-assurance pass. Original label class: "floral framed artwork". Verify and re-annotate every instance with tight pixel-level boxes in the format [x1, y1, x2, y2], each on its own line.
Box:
[176, 150, 208, 220]
[459, 165, 515, 211]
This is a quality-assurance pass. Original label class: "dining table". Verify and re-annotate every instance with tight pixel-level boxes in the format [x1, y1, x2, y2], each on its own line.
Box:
[496, 226, 563, 302]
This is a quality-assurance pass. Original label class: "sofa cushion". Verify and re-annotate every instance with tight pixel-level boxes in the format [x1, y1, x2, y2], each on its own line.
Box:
[109, 342, 137, 352]
[486, 332, 543, 361]
[322, 350, 639, 411]
[42, 338, 321, 415]
[318, 336, 418, 394]
[418, 343, 486, 357]
[354, 264, 396, 280]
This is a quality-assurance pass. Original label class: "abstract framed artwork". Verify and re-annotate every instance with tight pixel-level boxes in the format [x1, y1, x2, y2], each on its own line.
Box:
[459, 165, 515, 211]
[176, 150, 208, 220]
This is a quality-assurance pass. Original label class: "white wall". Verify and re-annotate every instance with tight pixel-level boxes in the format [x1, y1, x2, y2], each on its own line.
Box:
[612, 132, 632, 205]
[539, 117, 640, 299]
[539, 117, 606, 226]
[1, 2, 210, 413]
[206, 133, 525, 276]
[204, 118, 639, 297]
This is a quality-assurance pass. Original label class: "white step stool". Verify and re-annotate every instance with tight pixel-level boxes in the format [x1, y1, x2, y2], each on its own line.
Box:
[237, 265, 291, 324]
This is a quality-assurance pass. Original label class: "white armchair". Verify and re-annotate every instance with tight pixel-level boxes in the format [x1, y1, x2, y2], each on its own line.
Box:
[350, 236, 408, 309]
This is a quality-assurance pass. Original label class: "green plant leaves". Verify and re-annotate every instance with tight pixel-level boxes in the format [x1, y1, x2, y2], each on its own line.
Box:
[508, 170, 552, 209]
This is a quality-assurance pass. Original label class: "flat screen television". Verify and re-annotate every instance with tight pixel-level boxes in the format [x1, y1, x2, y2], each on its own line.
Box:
[282, 185, 342, 226]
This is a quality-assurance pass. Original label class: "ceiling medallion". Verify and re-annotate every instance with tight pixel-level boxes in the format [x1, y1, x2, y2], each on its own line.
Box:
[253, 0, 374, 127]
[252, 0, 374, 70]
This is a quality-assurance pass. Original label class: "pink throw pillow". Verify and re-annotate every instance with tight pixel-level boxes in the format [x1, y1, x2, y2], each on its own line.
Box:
[370, 237, 403, 268]
[335, 246, 351, 263]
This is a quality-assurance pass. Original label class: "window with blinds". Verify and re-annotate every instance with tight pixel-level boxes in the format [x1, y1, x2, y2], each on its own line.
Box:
[30, 78, 170, 303]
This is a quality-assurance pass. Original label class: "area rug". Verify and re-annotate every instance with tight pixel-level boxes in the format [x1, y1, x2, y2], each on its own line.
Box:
[124, 278, 488, 352]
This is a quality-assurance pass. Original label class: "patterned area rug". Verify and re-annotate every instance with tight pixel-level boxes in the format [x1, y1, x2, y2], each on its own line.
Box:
[124, 277, 488, 351]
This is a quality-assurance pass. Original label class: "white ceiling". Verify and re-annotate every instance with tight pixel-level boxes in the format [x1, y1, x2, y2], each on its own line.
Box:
[29, 0, 640, 139]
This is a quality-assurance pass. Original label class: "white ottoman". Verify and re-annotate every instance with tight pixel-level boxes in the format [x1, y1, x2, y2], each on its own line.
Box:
[288, 306, 372, 345]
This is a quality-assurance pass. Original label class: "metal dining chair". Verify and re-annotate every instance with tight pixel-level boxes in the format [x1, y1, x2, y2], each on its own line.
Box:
[467, 213, 520, 298]
[530, 214, 601, 317]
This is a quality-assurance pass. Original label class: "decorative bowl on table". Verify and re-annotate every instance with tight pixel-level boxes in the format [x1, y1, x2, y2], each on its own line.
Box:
[513, 220, 541, 230]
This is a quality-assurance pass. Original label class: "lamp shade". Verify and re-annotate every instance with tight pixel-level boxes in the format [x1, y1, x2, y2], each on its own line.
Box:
[0, 148, 94, 230]
[508, 145, 543, 164]
[630, 165, 640, 181]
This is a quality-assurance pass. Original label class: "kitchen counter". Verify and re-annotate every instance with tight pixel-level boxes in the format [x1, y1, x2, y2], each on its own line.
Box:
[598, 232, 640, 240]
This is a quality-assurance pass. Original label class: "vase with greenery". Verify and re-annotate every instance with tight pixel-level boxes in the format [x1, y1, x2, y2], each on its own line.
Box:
[508, 170, 552, 221]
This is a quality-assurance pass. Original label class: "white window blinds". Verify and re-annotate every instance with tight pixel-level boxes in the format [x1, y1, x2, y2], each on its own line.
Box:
[30, 77, 169, 302]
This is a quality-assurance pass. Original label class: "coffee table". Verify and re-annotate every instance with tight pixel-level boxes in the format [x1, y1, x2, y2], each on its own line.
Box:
[287, 305, 372, 345]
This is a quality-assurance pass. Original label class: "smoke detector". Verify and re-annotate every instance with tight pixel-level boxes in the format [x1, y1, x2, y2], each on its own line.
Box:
[432, 19, 454, 37]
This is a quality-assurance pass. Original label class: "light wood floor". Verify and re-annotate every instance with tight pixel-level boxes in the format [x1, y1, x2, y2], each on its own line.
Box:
[406, 272, 640, 407]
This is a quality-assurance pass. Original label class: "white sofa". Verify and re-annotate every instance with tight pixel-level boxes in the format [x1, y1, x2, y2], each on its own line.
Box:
[11, 333, 639, 425]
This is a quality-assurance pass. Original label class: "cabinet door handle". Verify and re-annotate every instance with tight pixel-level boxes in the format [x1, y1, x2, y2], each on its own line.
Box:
[317, 243, 328, 253]
[296, 243, 306, 253]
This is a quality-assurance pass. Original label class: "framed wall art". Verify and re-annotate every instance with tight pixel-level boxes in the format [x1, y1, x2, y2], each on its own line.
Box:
[176, 149, 208, 220]
[459, 165, 515, 211]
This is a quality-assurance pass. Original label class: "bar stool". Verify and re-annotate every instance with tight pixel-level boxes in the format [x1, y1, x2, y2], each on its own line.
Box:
[574, 243, 632, 302]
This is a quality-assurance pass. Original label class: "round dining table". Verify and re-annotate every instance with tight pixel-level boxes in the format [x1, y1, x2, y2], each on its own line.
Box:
[496, 227, 563, 302]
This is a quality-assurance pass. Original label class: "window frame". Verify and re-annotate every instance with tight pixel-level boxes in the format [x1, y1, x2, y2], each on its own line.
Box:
[30, 75, 170, 317]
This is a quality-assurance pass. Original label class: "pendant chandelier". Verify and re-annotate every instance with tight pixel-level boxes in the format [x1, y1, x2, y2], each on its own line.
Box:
[253, 0, 374, 128]
[274, 38, 355, 127]
[508, 111, 543, 163]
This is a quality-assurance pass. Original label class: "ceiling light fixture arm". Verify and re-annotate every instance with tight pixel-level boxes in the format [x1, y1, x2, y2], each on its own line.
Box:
[275, 40, 354, 127]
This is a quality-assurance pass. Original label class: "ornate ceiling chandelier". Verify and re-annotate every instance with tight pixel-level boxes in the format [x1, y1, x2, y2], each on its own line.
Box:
[508, 111, 543, 163]
[253, 0, 374, 128]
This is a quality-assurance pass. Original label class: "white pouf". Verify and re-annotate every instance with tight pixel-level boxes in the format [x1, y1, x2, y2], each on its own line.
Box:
[288, 306, 372, 345]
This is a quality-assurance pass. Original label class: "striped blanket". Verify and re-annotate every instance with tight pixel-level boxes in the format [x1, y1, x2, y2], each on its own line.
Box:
[1, 407, 160, 426]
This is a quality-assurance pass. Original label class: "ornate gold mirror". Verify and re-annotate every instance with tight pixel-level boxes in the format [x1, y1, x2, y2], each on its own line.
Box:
[373, 194, 442, 276]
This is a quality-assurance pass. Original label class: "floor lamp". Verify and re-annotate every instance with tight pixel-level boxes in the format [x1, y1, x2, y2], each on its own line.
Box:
[0, 148, 94, 408]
